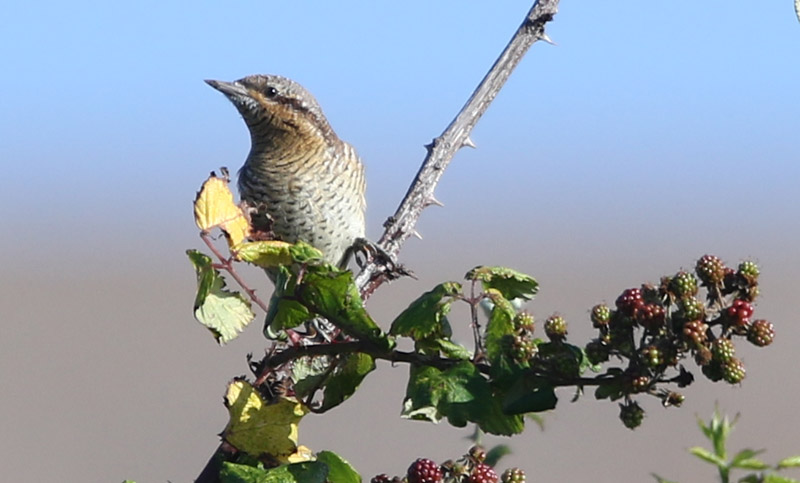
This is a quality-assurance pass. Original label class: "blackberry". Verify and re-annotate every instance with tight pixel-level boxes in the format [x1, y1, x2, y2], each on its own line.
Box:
[616, 288, 644, 317]
[721, 357, 746, 384]
[640, 345, 663, 368]
[630, 374, 651, 393]
[680, 297, 705, 322]
[544, 314, 568, 341]
[726, 299, 753, 330]
[585, 339, 610, 364]
[407, 458, 443, 483]
[748, 319, 775, 347]
[510, 335, 537, 363]
[591, 304, 611, 328]
[371, 475, 391, 483]
[696, 254, 726, 286]
[737, 260, 760, 281]
[682, 320, 709, 348]
[501, 468, 526, 483]
[469, 463, 498, 483]
[619, 400, 645, 429]
[513, 312, 535, 333]
[637, 304, 666, 331]
[670, 271, 698, 297]
[711, 338, 736, 363]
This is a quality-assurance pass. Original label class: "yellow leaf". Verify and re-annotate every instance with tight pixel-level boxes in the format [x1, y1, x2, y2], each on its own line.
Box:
[194, 173, 250, 247]
[233, 240, 295, 267]
[287, 445, 315, 463]
[223, 380, 308, 459]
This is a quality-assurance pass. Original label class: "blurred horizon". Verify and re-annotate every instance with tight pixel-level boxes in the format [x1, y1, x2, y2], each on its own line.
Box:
[2, 1, 799, 481]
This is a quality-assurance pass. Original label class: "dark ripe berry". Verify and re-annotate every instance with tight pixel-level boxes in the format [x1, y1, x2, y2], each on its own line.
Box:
[585, 339, 610, 364]
[696, 254, 726, 286]
[702, 361, 724, 382]
[680, 297, 705, 322]
[727, 299, 753, 329]
[407, 458, 443, 483]
[501, 468, 526, 483]
[616, 288, 644, 317]
[469, 463, 498, 483]
[640, 345, 663, 367]
[619, 400, 645, 429]
[371, 475, 391, 483]
[711, 338, 736, 363]
[721, 357, 746, 384]
[468, 445, 487, 463]
[738, 260, 760, 281]
[682, 320, 709, 348]
[637, 304, 666, 331]
[591, 304, 611, 328]
[748, 319, 775, 347]
[544, 314, 568, 341]
[670, 271, 699, 297]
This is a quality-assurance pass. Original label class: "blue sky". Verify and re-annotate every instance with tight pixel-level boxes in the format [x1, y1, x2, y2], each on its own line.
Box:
[2, 2, 799, 482]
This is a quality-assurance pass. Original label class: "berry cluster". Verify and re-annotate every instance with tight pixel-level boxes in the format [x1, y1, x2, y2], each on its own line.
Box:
[507, 311, 539, 364]
[371, 447, 525, 483]
[582, 256, 775, 428]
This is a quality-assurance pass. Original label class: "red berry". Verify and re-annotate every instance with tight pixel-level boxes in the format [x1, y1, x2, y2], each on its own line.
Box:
[696, 254, 726, 286]
[469, 463, 499, 483]
[616, 288, 644, 317]
[727, 299, 754, 329]
[407, 458, 443, 483]
[371, 475, 391, 483]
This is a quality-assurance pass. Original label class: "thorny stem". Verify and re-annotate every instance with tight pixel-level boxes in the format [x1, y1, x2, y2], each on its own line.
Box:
[355, 0, 560, 298]
[469, 281, 484, 359]
[201, 232, 269, 313]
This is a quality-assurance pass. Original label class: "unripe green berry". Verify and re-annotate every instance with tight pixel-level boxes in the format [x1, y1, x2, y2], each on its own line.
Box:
[544, 314, 567, 341]
[721, 357, 746, 384]
[671, 271, 699, 297]
[501, 468, 526, 483]
[711, 338, 736, 364]
[591, 304, 611, 328]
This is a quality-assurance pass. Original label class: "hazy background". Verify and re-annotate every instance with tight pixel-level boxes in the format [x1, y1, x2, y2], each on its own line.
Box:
[2, 1, 798, 481]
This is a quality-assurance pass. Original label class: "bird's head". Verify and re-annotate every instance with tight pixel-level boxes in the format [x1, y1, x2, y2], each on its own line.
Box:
[205, 74, 337, 147]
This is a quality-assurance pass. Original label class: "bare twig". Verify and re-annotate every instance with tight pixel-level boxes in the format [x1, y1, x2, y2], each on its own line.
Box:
[356, 0, 560, 297]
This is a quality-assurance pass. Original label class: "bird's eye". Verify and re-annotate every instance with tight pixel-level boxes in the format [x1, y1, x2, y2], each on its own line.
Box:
[265, 86, 278, 98]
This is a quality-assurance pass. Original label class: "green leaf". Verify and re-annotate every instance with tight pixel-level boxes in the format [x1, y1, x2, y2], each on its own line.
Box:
[220, 461, 329, 483]
[689, 446, 726, 467]
[731, 449, 767, 469]
[502, 375, 557, 414]
[389, 282, 461, 340]
[401, 362, 524, 436]
[484, 445, 512, 467]
[466, 266, 538, 301]
[763, 475, 800, 483]
[235, 240, 324, 268]
[296, 266, 388, 348]
[267, 299, 314, 332]
[187, 249, 255, 344]
[316, 451, 361, 483]
[433, 339, 472, 360]
[291, 356, 333, 399]
[777, 456, 800, 469]
[320, 353, 376, 411]
[484, 290, 516, 364]
[594, 382, 624, 401]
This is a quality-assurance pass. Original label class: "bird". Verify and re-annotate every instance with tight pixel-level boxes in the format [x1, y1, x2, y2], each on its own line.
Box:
[205, 74, 366, 269]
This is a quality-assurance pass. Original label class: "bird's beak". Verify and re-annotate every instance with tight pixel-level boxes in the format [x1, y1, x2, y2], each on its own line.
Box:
[205, 79, 250, 99]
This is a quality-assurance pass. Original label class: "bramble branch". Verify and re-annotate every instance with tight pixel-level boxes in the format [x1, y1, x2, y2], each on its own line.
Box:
[355, 0, 560, 297]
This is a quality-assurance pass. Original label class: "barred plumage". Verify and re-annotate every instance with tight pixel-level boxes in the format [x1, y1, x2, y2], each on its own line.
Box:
[206, 75, 366, 267]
